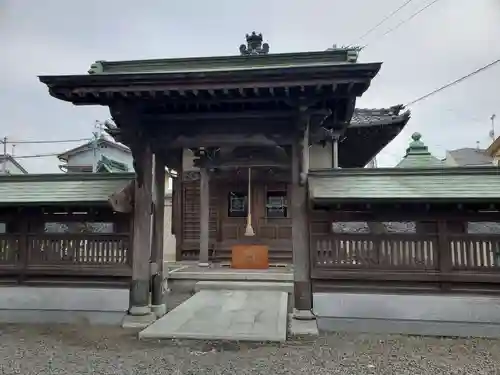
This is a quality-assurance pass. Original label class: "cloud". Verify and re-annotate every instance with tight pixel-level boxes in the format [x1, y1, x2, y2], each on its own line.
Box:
[1, 0, 499, 172]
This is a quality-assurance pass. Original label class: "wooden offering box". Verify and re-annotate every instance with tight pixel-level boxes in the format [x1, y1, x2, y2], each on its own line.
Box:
[231, 244, 269, 269]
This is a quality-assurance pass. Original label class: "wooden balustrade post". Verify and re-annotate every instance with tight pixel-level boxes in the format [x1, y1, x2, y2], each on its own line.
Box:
[437, 220, 452, 291]
[17, 211, 29, 283]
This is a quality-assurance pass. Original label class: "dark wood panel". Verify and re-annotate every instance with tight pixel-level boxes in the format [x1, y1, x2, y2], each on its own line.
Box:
[180, 176, 293, 262]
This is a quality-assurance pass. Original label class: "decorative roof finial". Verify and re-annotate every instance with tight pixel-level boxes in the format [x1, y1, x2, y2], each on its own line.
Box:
[396, 132, 444, 168]
[411, 132, 422, 142]
[239, 32, 269, 56]
[407, 132, 428, 154]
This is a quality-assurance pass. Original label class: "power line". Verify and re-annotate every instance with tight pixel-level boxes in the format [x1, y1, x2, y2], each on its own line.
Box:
[362, 0, 443, 49]
[13, 152, 60, 159]
[405, 58, 500, 107]
[4, 137, 92, 145]
[351, 0, 416, 45]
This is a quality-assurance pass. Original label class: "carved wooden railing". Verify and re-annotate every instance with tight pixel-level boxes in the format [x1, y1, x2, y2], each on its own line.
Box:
[449, 234, 500, 271]
[311, 232, 500, 273]
[0, 233, 131, 277]
[311, 233, 438, 270]
[27, 233, 131, 265]
[0, 234, 20, 265]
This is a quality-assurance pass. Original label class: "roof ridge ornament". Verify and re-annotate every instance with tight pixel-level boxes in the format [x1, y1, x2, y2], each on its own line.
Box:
[406, 132, 429, 155]
[239, 32, 269, 56]
[396, 132, 444, 168]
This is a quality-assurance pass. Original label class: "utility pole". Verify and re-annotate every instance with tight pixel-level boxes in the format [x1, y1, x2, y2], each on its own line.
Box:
[490, 114, 496, 141]
[92, 120, 106, 173]
[92, 131, 99, 173]
[1, 137, 7, 174]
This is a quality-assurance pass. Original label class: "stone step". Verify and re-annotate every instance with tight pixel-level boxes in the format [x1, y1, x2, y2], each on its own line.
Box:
[195, 281, 293, 293]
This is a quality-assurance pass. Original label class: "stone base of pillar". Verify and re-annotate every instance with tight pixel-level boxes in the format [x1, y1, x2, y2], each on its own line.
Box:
[288, 313, 319, 337]
[198, 262, 210, 267]
[151, 304, 167, 318]
[121, 309, 157, 329]
[129, 306, 151, 316]
[292, 308, 316, 321]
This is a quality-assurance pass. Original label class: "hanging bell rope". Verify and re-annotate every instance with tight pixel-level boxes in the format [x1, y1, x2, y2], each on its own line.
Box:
[244, 166, 255, 237]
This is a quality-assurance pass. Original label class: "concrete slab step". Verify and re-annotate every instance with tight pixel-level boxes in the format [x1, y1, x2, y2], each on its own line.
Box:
[195, 281, 293, 293]
[139, 290, 288, 342]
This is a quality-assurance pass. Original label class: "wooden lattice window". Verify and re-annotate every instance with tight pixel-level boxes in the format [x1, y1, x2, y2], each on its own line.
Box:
[266, 191, 287, 218]
[228, 192, 247, 218]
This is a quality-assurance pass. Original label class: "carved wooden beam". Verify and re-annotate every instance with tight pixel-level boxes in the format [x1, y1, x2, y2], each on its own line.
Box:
[140, 110, 295, 121]
[165, 133, 287, 149]
[108, 180, 135, 213]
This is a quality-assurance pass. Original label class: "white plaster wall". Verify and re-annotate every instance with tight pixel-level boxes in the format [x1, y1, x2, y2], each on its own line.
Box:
[66, 147, 133, 170]
[163, 193, 176, 262]
[309, 143, 333, 169]
[182, 148, 199, 171]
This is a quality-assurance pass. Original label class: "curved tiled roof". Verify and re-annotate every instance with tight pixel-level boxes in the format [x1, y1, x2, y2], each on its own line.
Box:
[339, 105, 411, 167]
[350, 105, 410, 127]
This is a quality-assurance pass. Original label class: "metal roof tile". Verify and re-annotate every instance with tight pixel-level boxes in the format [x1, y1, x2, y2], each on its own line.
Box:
[309, 168, 500, 201]
[0, 174, 134, 204]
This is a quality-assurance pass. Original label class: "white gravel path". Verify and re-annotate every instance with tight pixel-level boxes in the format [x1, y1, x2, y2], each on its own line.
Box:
[1, 323, 500, 374]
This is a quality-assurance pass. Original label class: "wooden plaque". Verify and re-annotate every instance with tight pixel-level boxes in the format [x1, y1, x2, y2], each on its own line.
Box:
[231, 244, 269, 269]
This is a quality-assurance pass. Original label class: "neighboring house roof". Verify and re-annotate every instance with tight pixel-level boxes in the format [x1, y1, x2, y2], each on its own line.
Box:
[485, 135, 500, 156]
[0, 173, 134, 205]
[57, 136, 131, 162]
[396, 132, 444, 168]
[308, 167, 500, 203]
[340, 105, 411, 167]
[0, 154, 29, 174]
[445, 148, 493, 166]
[96, 155, 129, 173]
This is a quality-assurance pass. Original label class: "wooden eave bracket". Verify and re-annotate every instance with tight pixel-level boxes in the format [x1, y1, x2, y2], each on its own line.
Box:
[108, 180, 135, 213]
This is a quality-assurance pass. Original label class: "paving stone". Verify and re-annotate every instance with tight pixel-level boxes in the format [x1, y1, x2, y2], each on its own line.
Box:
[139, 290, 288, 342]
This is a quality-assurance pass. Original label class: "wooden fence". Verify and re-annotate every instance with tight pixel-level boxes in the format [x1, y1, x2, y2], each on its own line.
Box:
[0, 233, 132, 285]
[310, 227, 500, 294]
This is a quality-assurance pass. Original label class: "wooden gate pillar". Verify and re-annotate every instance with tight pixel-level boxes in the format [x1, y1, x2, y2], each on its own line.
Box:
[291, 112, 314, 319]
[199, 166, 210, 266]
[126, 144, 156, 324]
[151, 154, 166, 317]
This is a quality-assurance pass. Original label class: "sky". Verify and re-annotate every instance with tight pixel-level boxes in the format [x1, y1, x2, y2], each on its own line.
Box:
[1, 0, 499, 172]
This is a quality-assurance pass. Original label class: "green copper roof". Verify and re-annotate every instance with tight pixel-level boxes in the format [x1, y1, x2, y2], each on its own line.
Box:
[86, 33, 360, 75]
[396, 132, 444, 168]
[0, 173, 134, 205]
[308, 167, 500, 202]
[96, 156, 129, 173]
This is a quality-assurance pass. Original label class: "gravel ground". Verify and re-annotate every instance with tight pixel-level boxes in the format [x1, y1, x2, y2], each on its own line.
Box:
[1, 323, 500, 375]
[1, 293, 499, 374]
